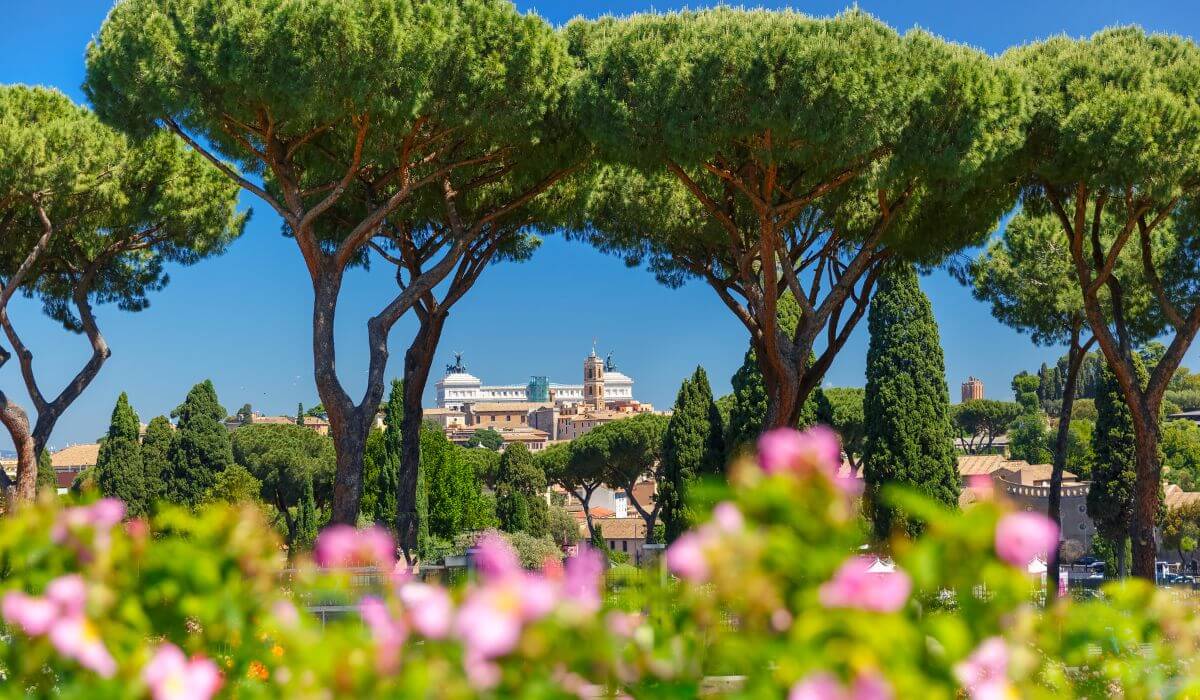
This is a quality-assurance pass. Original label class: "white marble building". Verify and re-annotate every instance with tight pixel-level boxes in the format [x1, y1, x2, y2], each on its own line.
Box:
[435, 350, 635, 410]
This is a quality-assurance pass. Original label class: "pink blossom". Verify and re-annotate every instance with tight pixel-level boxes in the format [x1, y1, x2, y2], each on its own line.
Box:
[789, 672, 845, 700]
[710, 502, 744, 533]
[665, 531, 709, 582]
[605, 611, 643, 638]
[51, 499, 126, 544]
[850, 672, 894, 700]
[758, 426, 842, 475]
[2, 591, 58, 635]
[46, 575, 87, 618]
[455, 584, 527, 659]
[359, 596, 407, 672]
[464, 651, 502, 689]
[954, 637, 1011, 700]
[313, 524, 395, 569]
[142, 643, 223, 700]
[399, 583, 453, 639]
[473, 533, 521, 580]
[818, 556, 911, 613]
[789, 671, 893, 700]
[995, 512, 1058, 568]
[563, 546, 605, 612]
[48, 615, 117, 678]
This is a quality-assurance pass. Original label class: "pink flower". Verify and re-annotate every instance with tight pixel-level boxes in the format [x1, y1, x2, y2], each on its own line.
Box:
[359, 596, 407, 672]
[605, 611, 643, 638]
[313, 525, 395, 569]
[51, 499, 127, 545]
[758, 426, 842, 475]
[790, 672, 845, 700]
[48, 615, 117, 678]
[710, 502, 744, 533]
[850, 672, 894, 700]
[954, 637, 1011, 700]
[665, 531, 710, 582]
[473, 533, 521, 580]
[789, 671, 893, 700]
[563, 546, 604, 612]
[464, 651, 502, 689]
[994, 512, 1058, 567]
[2, 591, 58, 635]
[143, 643, 223, 700]
[818, 556, 911, 613]
[46, 575, 87, 618]
[399, 583, 453, 639]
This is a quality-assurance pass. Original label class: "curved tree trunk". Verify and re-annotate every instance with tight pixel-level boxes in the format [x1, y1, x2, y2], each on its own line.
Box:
[0, 391, 36, 504]
[1046, 327, 1089, 595]
[396, 311, 448, 557]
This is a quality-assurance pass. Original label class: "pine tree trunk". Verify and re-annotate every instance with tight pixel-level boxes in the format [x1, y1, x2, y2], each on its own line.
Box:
[315, 279, 373, 526]
[1047, 329, 1087, 595]
[0, 392, 36, 505]
[1130, 409, 1163, 580]
[396, 312, 447, 556]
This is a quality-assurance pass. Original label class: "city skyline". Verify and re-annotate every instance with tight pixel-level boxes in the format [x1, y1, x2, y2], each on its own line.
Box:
[3, 0, 1200, 450]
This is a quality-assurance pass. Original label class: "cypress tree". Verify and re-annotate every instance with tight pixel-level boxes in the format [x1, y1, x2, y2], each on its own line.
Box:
[1088, 359, 1143, 577]
[661, 366, 726, 542]
[95, 392, 147, 516]
[372, 379, 401, 530]
[36, 450, 56, 496]
[296, 402, 305, 429]
[140, 416, 175, 507]
[297, 475, 318, 550]
[862, 264, 959, 538]
[167, 380, 233, 508]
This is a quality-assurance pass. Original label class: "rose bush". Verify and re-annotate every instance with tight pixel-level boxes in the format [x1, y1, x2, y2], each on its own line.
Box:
[0, 427, 1198, 697]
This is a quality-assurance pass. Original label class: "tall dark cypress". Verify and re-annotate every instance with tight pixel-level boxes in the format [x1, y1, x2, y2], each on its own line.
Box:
[167, 380, 233, 508]
[862, 264, 959, 538]
[95, 392, 147, 515]
[661, 366, 725, 542]
[1088, 359, 1143, 577]
[140, 416, 175, 507]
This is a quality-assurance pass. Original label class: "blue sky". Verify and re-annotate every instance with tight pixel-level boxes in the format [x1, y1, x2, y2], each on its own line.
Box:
[1, 0, 1199, 450]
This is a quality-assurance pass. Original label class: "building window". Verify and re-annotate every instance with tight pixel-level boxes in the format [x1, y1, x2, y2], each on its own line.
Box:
[608, 541, 615, 550]
[1079, 505, 1086, 513]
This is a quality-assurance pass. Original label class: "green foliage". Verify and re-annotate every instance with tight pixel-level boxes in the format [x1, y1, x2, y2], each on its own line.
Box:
[95, 393, 146, 517]
[1162, 502, 1200, 561]
[547, 505, 580, 547]
[1007, 414, 1053, 465]
[0, 85, 244, 331]
[35, 450, 56, 497]
[495, 443, 542, 535]
[660, 367, 725, 543]
[231, 422, 334, 550]
[1011, 373, 1042, 414]
[1065, 419, 1096, 481]
[362, 380, 402, 529]
[296, 475, 318, 550]
[573, 414, 669, 541]
[466, 428, 504, 451]
[420, 422, 479, 541]
[1163, 420, 1200, 491]
[140, 416, 174, 506]
[951, 399, 1023, 455]
[1089, 361, 1143, 546]
[863, 264, 959, 537]
[167, 380, 233, 509]
[204, 464, 261, 505]
[816, 387, 866, 470]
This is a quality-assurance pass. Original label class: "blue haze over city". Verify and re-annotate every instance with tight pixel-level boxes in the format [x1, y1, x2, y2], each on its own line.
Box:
[1, 0, 1199, 450]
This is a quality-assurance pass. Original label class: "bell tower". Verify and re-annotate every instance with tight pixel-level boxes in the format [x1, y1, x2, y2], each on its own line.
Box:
[583, 343, 605, 411]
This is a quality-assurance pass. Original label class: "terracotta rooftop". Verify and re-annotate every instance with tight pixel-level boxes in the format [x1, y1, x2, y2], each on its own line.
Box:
[51, 443, 100, 468]
[1166, 484, 1200, 510]
[470, 402, 548, 413]
[594, 517, 647, 540]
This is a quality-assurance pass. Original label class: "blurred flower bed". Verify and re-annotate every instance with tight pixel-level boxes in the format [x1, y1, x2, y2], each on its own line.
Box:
[1, 427, 1198, 698]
